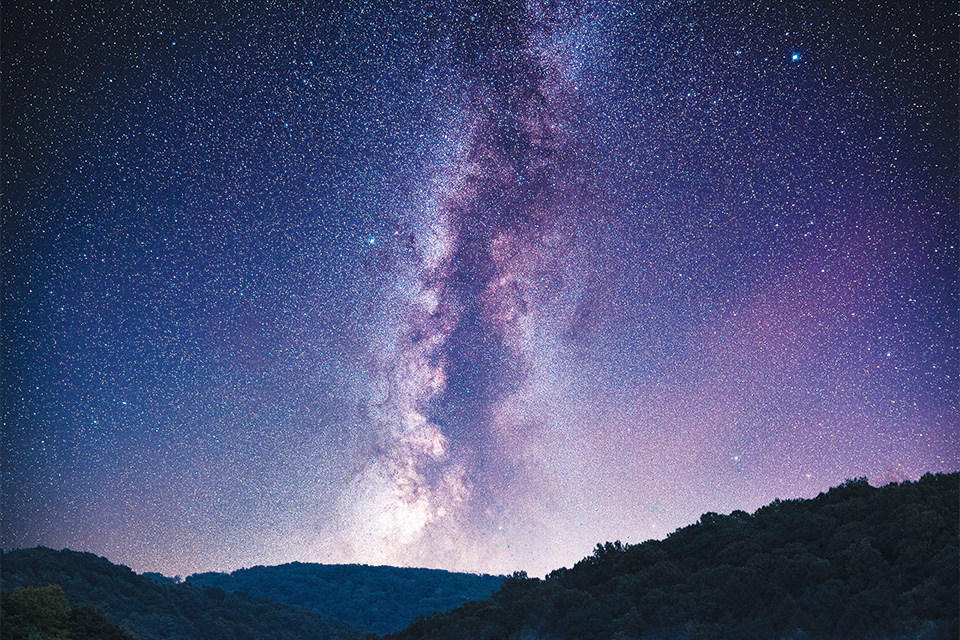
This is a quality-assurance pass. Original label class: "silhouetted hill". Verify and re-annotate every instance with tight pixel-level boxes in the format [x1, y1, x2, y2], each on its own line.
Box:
[0, 548, 361, 640]
[185, 562, 504, 635]
[387, 473, 959, 640]
[2, 473, 956, 639]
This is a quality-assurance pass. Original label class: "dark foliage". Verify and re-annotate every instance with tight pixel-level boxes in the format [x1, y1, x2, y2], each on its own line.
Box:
[142, 572, 180, 585]
[0, 548, 361, 640]
[2, 474, 954, 640]
[185, 562, 503, 635]
[386, 473, 959, 640]
[1, 584, 138, 639]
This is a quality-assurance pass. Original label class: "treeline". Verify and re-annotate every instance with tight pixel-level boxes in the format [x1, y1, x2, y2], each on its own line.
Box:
[1, 584, 137, 639]
[0, 547, 502, 639]
[0, 548, 361, 640]
[186, 561, 503, 635]
[2, 473, 956, 639]
[388, 473, 959, 640]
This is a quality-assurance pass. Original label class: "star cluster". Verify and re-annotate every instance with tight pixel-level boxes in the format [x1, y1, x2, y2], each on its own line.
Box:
[2, 0, 956, 578]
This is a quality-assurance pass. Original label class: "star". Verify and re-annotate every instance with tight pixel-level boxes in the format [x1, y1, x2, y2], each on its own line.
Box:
[1, 0, 954, 581]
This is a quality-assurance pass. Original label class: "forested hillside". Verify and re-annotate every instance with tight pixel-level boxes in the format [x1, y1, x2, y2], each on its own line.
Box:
[2, 474, 955, 640]
[0, 548, 361, 640]
[0, 548, 502, 638]
[186, 561, 503, 635]
[1, 584, 138, 639]
[388, 473, 959, 640]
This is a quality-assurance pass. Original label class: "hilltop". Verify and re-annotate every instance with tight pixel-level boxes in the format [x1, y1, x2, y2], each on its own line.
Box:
[389, 473, 959, 639]
[2, 473, 956, 639]
[185, 561, 503, 634]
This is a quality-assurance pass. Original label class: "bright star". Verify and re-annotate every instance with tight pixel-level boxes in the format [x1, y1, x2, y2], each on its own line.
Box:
[791, 52, 801, 61]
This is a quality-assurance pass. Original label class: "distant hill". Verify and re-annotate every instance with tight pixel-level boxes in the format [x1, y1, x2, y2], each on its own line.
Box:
[3, 473, 956, 639]
[388, 473, 959, 640]
[0, 548, 361, 640]
[185, 561, 504, 635]
[0, 547, 503, 638]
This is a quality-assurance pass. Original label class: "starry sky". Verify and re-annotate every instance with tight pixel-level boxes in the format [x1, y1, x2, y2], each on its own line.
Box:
[2, 0, 957, 579]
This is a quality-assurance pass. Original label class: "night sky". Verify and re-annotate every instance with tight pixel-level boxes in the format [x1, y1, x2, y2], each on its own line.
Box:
[3, 0, 957, 579]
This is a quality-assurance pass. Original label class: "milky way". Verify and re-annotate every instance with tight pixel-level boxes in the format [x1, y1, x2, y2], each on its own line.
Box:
[329, 2, 605, 570]
[2, 0, 957, 578]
